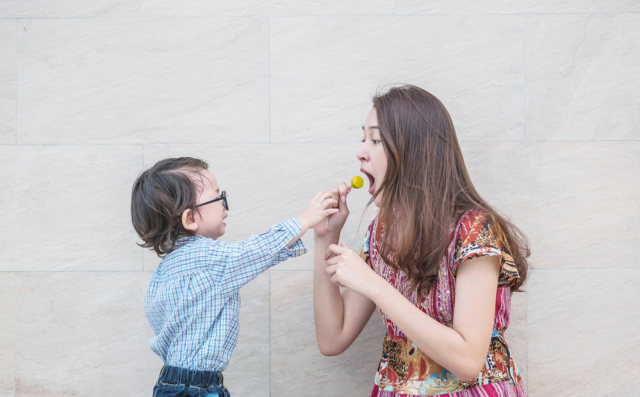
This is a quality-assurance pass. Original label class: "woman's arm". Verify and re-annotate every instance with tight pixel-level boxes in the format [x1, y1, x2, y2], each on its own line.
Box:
[313, 183, 376, 355]
[314, 235, 376, 355]
[326, 244, 500, 380]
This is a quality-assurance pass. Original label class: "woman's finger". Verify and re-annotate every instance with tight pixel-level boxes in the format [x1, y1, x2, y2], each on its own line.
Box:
[322, 208, 340, 217]
[329, 188, 339, 203]
[326, 243, 346, 256]
[337, 182, 350, 206]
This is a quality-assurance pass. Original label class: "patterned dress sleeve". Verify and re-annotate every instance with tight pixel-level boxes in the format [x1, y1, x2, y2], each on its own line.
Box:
[452, 210, 521, 288]
[360, 219, 374, 268]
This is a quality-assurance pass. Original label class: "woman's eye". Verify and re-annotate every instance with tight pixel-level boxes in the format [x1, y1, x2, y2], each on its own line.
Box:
[372, 140, 381, 144]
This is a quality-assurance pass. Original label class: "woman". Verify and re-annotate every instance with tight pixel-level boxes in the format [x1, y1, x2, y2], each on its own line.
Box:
[313, 85, 528, 396]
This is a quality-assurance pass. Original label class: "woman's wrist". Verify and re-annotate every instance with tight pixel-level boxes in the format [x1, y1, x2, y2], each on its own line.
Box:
[295, 215, 311, 234]
[366, 273, 389, 303]
[314, 230, 340, 242]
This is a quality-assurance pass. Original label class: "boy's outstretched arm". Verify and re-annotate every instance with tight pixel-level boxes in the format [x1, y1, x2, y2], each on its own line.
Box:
[212, 192, 338, 293]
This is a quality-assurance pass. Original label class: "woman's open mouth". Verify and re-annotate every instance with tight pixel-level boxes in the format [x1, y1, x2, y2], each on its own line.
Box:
[360, 169, 375, 195]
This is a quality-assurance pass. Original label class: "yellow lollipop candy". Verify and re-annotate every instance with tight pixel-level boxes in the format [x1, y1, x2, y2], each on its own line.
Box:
[351, 175, 364, 189]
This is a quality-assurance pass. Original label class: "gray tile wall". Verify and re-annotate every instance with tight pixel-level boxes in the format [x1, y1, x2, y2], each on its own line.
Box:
[0, 1, 638, 396]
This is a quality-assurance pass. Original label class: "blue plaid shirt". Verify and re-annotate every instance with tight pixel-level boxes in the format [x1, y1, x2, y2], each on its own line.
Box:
[145, 218, 306, 371]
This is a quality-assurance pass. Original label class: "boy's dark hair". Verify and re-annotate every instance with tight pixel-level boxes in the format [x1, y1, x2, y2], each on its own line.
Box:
[131, 157, 209, 257]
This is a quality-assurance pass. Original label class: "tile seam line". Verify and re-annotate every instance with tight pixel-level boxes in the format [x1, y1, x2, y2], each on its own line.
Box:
[525, 288, 528, 395]
[522, 14, 527, 141]
[1, 16, 272, 20]
[14, 19, 18, 145]
[0, 270, 153, 273]
[268, 16, 271, 145]
[141, 144, 145, 271]
[265, 267, 640, 272]
[0, 143, 174, 146]
[12, 272, 16, 395]
[2, 139, 639, 146]
[2, 12, 639, 20]
[268, 271, 272, 396]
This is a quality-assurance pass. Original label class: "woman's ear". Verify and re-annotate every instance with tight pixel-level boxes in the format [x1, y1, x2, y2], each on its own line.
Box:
[181, 208, 199, 232]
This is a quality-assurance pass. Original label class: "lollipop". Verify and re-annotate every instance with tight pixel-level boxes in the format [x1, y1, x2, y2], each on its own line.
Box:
[351, 175, 364, 189]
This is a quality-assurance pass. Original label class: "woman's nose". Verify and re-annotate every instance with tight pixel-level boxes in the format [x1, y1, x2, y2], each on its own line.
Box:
[356, 146, 368, 161]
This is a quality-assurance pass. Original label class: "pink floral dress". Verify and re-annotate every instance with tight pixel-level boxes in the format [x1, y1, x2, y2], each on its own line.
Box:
[365, 209, 526, 396]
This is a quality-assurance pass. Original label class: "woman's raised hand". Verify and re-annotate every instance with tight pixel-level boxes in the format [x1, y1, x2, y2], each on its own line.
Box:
[313, 182, 350, 238]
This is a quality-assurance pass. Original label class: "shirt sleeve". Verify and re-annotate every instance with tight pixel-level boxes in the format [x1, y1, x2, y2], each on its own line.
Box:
[210, 218, 307, 293]
[452, 210, 521, 288]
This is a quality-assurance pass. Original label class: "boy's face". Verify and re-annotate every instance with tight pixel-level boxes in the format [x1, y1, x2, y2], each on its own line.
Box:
[193, 169, 227, 240]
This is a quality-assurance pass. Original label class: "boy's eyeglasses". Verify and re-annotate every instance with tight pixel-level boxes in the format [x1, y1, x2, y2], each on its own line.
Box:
[196, 191, 228, 210]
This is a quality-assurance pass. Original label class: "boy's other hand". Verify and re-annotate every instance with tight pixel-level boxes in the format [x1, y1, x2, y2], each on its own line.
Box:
[297, 192, 339, 232]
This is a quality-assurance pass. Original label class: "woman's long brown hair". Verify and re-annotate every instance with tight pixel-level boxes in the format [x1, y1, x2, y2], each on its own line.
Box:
[371, 85, 529, 295]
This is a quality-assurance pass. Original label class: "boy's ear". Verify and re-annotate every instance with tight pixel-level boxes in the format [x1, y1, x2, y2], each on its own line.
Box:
[181, 208, 199, 232]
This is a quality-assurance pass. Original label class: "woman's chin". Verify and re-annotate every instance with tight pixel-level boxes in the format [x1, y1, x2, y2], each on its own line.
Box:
[372, 192, 383, 207]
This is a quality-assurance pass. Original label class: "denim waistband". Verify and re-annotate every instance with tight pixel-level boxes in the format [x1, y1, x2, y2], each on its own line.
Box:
[158, 365, 224, 387]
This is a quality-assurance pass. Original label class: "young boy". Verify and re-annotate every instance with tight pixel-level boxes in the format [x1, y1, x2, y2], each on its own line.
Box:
[131, 157, 337, 396]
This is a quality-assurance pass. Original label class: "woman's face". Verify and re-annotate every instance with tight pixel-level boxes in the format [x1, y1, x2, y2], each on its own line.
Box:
[357, 108, 388, 206]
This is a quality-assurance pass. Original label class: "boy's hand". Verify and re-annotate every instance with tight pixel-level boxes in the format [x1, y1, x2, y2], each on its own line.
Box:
[296, 192, 339, 232]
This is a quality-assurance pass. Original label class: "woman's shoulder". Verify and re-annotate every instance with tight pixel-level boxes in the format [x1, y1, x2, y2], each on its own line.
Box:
[453, 208, 505, 262]
[451, 208, 521, 288]
[454, 208, 503, 241]
[456, 208, 492, 228]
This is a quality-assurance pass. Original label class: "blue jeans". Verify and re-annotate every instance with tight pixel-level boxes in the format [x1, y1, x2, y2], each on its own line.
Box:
[153, 365, 230, 397]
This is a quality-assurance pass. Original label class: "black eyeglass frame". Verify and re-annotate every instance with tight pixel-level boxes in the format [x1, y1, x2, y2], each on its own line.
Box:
[195, 190, 228, 210]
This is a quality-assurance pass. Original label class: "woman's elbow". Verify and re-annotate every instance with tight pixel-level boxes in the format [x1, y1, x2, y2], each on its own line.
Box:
[452, 359, 485, 382]
[316, 339, 347, 356]
[454, 370, 479, 383]
[318, 346, 341, 356]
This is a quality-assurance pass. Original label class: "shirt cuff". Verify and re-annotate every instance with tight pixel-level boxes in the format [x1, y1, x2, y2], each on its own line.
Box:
[279, 218, 308, 257]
